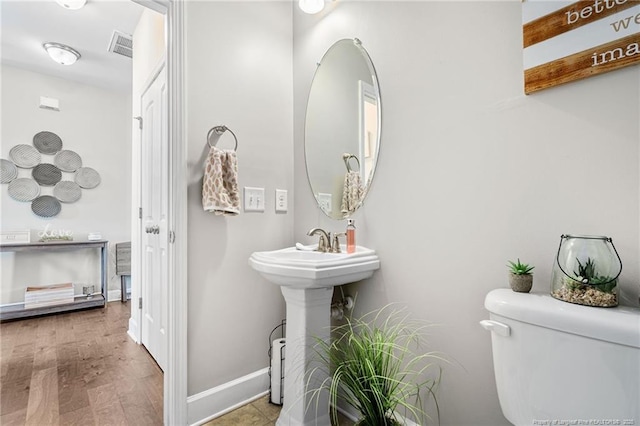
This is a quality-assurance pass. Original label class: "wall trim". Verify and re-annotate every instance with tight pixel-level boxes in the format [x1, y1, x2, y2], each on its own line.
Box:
[166, 0, 188, 424]
[107, 289, 121, 303]
[337, 405, 359, 423]
[130, 0, 186, 424]
[127, 316, 140, 343]
[336, 406, 418, 426]
[187, 368, 270, 426]
[120, 290, 139, 344]
[182, 369, 418, 426]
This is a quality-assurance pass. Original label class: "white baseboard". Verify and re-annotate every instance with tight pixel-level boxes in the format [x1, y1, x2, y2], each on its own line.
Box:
[399, 414, 419, 426]
[187, 367, 270, 426]
[107, 289, 121, 302]
[336, 405, 359, 422]
[127, 316, 140, 343]
[184, 368, 419, 426]
[336, 405, 418, 426]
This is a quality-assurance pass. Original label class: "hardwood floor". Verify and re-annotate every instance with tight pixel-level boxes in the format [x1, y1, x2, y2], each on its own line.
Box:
[0, 302, 356, 425]
[0, 301, 163, 425]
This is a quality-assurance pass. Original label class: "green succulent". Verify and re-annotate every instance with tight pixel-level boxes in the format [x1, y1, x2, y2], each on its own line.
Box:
[573, 258, 597, 283]
[591, 276, 617, 294]
[564, 277, 585, 291]
[571, 257, 617, 294]
[507, 259, 534, 275]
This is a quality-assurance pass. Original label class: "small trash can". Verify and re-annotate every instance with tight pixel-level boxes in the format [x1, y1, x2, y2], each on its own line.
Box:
[268, 320, 286, 405]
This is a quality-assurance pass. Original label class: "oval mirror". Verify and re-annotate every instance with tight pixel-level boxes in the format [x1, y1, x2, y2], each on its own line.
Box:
[304, 38, 381, 220]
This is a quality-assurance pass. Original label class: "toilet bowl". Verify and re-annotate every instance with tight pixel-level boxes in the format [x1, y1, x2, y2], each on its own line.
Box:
[481, 289, 640, 426]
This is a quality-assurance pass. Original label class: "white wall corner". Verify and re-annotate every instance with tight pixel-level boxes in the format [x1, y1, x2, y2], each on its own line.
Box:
[187, 368, 270, 426]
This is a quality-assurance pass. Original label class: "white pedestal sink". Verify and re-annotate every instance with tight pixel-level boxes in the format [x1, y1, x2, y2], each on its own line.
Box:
[249, 246, 380, 426]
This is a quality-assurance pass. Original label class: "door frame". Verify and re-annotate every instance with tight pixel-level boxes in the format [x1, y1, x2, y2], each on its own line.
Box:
[131, 0, 187, 424]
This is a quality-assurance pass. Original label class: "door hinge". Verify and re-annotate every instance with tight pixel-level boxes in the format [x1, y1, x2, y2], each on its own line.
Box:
[138, 297, 142, 309]
[133, 116, 143, 130]
[169, 230, 175, 244]
[139, 207, 142, 219]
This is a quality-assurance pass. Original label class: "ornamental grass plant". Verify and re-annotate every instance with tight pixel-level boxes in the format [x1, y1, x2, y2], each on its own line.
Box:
[307, 306, 444, 426]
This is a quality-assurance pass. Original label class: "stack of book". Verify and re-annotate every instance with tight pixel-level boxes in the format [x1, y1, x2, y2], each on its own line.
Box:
[24, 282, 74, 309]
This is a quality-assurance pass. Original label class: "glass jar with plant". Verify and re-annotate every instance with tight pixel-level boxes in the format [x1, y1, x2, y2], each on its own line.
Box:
[552, 257, 619, 307]
[307, 306, 444, 426]
[507, 259, 534, 293]
[550, 235, 622, 308]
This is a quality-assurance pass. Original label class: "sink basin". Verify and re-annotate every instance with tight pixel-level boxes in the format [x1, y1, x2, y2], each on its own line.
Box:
[249, 245, 380, 288]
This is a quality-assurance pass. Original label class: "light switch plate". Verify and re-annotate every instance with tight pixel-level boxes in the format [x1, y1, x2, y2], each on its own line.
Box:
[244, 187, 265, 212]
[317, 193, 332, 215]
[275, 189, 287, 213]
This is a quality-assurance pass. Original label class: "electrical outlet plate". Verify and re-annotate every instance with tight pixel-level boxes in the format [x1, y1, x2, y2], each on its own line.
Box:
[275, 189, 287, 213]
[244, 187, 265, 212]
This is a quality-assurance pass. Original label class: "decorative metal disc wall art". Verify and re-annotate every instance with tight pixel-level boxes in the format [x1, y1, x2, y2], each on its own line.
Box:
[33, 131, 63, 154]
[8, 178, 40, 202]
[53, 181, 82, 203]
[1, 159, 18, 183]
[3, 130, 102, 218]
[31, 195, 62, 218]
[9, 144, 41, 168]
[54, 150, 82, 172]
[75, 167, 101, 189]
[32, 163, 62, 186]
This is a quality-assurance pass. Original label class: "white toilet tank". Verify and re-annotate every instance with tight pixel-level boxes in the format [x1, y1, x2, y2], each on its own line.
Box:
[482, 289, 640, 426]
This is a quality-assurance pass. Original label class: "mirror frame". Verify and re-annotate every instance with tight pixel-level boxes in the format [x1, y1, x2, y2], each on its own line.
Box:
[303, 38, 382, 220]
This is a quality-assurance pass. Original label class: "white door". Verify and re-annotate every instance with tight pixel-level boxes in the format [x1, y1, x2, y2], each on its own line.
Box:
[140, 64, 168, 370]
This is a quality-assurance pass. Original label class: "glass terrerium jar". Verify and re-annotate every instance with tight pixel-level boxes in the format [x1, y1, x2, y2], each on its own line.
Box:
[551, 234, 622, 308]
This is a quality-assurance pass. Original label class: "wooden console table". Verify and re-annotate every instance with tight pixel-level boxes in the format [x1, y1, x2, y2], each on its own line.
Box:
[0, 240, 108, 321]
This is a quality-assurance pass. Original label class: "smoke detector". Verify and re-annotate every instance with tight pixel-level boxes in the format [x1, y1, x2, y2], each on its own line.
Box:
[108, 30, 133, 59]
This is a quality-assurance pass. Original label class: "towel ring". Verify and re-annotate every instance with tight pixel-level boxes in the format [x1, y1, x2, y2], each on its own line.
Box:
[343, 153, 360, 173]
[207, 125, 238, 151]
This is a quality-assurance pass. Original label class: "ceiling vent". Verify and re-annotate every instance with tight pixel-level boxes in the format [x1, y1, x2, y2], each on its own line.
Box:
[108, 30, 133, 59]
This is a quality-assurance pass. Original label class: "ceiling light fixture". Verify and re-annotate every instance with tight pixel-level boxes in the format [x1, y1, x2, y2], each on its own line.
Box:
[55, 0, 87, 10]
[299, 0, 325, 14]
[43, 42, 81, 65]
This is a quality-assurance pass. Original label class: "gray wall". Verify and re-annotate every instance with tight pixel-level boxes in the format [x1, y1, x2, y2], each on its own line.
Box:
[293, 2, 639, 425]
[0, 65, 132, 302]
[185, 1, 293, 396]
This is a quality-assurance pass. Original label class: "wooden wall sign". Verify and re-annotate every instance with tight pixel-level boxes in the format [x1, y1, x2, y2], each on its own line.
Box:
[523, 0, 640, 94]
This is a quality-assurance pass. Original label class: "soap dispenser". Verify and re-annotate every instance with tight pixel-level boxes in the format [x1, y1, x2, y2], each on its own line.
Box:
[346, 219, 356, 253]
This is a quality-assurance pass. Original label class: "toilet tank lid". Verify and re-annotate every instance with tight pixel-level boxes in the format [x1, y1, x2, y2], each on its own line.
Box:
[484, 289, 640, 349]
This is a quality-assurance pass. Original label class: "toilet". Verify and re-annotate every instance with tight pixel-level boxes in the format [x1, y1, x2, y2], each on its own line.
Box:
[481, 289, 640, 426]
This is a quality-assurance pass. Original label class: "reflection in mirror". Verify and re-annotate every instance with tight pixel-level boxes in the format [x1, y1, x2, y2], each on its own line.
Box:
[304, 38, 381, 220]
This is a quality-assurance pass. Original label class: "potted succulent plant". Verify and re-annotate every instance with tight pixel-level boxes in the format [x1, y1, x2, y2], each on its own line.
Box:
[308, 306, 444, 426]
[507, 259, 534, 293]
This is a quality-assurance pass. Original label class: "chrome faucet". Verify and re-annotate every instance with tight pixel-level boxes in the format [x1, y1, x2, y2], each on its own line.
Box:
[307, 227, 331, 252]
[307, 228, 344, 253]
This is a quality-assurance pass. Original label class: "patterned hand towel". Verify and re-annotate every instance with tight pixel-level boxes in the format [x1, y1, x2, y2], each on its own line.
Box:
[202, 146, 240, 216]
[341, 171, 363, 215]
